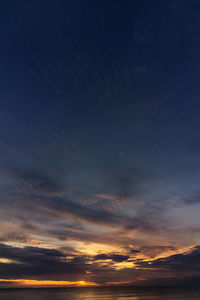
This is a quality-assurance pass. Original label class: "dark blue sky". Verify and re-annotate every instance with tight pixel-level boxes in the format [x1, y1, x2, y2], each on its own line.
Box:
[0, 0, 200, 287]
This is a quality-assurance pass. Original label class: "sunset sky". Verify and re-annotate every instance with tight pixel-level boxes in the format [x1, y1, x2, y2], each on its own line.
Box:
[0, 0, 200, 288]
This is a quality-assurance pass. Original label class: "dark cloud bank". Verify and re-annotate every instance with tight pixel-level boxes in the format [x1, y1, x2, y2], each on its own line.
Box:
[0, 243, 200, 286]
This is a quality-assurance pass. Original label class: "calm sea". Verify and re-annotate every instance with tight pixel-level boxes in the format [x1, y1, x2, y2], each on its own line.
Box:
[0, 286, 199, 300]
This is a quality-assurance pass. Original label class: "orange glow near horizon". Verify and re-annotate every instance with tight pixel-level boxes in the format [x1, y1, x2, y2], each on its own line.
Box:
[0, 279, 98, 288]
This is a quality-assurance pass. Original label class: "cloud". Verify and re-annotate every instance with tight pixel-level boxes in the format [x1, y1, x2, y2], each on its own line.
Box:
[101, 165, 147, 201]
[94, 253, 129, 262]
[136, 246, 200, 272]
[3, 167, 66, 197]
[181, 192, 200, 205]
[139, 246, 176, 258]
[0, 243, 86, 280]
[0, 166, 157, 232]
[0, 231, 30, 243]
[0, 243, 200, 286]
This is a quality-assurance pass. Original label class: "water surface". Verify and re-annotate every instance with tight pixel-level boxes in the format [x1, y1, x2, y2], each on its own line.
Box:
[0, 286, 199, 300]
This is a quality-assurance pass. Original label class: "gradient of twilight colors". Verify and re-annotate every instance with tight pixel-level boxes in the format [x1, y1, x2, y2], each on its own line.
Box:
[0, 0, 200, 288]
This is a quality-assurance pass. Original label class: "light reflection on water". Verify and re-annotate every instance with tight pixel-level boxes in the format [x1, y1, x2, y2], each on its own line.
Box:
[0, 287, 200, 300]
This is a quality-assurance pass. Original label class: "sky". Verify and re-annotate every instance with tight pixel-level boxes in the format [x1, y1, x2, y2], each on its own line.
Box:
[0, 0, 200, 288]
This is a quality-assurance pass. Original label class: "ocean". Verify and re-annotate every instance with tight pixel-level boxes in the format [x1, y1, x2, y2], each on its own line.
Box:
[0, 286, 200, 300]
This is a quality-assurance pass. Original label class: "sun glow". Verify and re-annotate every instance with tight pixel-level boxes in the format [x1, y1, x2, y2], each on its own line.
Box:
[0, 279, 98, 288]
